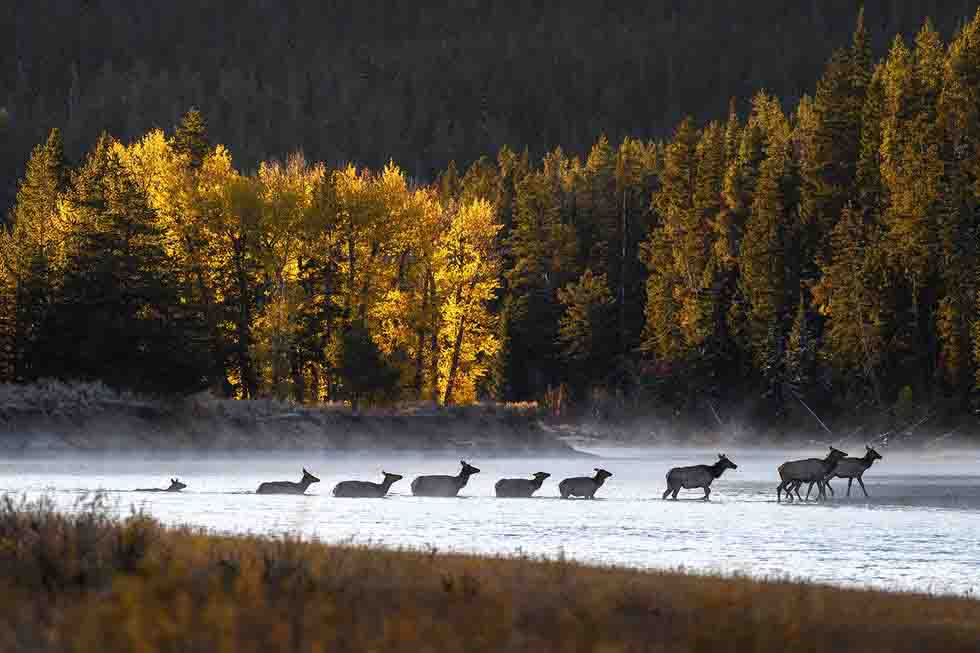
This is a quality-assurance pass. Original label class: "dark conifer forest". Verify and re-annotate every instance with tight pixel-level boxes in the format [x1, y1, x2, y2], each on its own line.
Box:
[5, 3, 980, 430]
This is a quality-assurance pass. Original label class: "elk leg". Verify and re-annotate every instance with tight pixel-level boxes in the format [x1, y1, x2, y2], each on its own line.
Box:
[825, 480, 834, 497]
[703, 486, 710, 501]
[663, 487, 672, 500]
[794, 482, 804, 502]
[858, 476, 869, 497]
[847, 478, 853, 497]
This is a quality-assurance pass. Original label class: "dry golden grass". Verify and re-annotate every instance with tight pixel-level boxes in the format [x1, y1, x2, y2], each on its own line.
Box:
[0, 496, 977, 652]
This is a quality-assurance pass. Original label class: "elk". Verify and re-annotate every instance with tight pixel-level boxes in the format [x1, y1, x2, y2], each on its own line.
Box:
[494, 472, 551, 498]
[776, 447, 847, 502]
[662, 454, 738, 501]
[823, 445, 883, 498]
[410, 461, 481, 497]
[333, 471, 404, 498]
[135, 478, 186, 492]
[559, 468, 612, 499]
[256, 468, 320, 495]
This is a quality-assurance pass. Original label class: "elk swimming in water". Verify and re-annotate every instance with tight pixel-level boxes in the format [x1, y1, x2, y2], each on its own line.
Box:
[256, 468, 321, 495]
[411, 461, 481, 497]
[494, 472, 551, 498]
[333, 471, 404, 498]
[135, 478, 186, 492]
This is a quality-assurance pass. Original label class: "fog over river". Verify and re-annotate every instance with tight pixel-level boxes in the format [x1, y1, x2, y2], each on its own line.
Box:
[2, 447, 978, 596]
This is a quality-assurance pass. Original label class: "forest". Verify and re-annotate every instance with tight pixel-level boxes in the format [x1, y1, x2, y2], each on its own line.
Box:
[4, 8, 980, 428]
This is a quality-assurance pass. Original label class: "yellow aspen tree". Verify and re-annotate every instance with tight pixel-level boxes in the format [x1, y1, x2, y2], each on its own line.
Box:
[252, 153, 324, 399]
[436, 198, 502, 405]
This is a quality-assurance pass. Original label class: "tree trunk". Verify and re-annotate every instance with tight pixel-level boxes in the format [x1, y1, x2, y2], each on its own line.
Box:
[234, 241, 257, 399]
[443, 313, 467, 406]
[291, 346, 305, 403]
[443, 277, 479, 405]
[414, 272, 430, 399]
[428, 270, 439, 401]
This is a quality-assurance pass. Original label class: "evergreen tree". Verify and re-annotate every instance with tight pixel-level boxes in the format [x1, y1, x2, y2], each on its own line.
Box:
[797, 40, 865, 280]
[642, 119, 698, 365]
[0, 128, 68, 381]
[502, 160, 577, 399]
[813, 203, 888, 401]
[173, 108, 210, 170]
[45, 135, 210, 393]
[785, 298, 818, 404]
[737, 92, 799, 411]
[557, 268, 615, 395]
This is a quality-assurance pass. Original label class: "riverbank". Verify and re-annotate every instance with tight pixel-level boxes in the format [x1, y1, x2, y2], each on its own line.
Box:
[0, 381, 579, 456]
[1, 497, 977, 652]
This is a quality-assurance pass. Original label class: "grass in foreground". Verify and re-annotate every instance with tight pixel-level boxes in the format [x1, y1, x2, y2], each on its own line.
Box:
[0, 496, 977, 652]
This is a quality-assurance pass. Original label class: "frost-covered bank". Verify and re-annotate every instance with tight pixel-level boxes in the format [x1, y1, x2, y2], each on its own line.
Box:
[0, 381, 576, 456]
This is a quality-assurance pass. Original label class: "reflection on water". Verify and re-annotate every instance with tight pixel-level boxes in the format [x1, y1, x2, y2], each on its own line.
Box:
[1, 447, 978, 596]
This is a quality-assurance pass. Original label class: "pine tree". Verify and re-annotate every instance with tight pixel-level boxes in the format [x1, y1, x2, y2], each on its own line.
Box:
[47, 135, 210, 393]
[797, 42, 864, 280]
[739, 153, 790, 370]
[879, 29, 945, 390]
[502, 162, 577, 399]
[642, 119, 698, 364]
[557, 268, 615, 394]
[938, 12, 980, 399]
[174, 108, 210, 170]
[813, 203, 887, 401]
[0, 128, 68, 381]
[785, 298, 817, 403]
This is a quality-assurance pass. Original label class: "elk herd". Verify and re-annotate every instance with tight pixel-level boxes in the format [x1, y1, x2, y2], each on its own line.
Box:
[132, 446, 884, 502]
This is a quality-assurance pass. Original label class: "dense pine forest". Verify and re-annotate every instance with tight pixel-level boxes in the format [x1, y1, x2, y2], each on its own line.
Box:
[5, 7, 980, 430]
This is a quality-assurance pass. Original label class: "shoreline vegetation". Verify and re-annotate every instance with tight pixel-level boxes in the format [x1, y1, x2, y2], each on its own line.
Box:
[1, 497, 978, 652]
[4, 11, 980, 441]
[0, 380, 974, 454]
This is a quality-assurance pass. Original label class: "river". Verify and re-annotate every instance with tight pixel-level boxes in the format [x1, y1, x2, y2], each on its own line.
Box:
[2, 446, 978, 596]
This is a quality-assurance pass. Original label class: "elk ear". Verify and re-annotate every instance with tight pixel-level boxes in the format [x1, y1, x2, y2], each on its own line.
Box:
[718, 453, 724, 459]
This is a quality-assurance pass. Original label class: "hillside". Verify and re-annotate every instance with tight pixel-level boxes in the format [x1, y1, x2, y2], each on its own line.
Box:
[2, 1, 977, 217]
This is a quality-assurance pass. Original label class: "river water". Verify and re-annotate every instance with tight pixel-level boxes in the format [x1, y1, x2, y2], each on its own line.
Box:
[2, 447, 978, 597]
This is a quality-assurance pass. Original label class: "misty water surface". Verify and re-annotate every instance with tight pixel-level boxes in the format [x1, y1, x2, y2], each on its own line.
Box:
[2, 447, 978, 597]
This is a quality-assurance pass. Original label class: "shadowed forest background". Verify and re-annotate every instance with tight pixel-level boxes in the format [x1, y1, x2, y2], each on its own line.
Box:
[4, 2, 980, 434]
